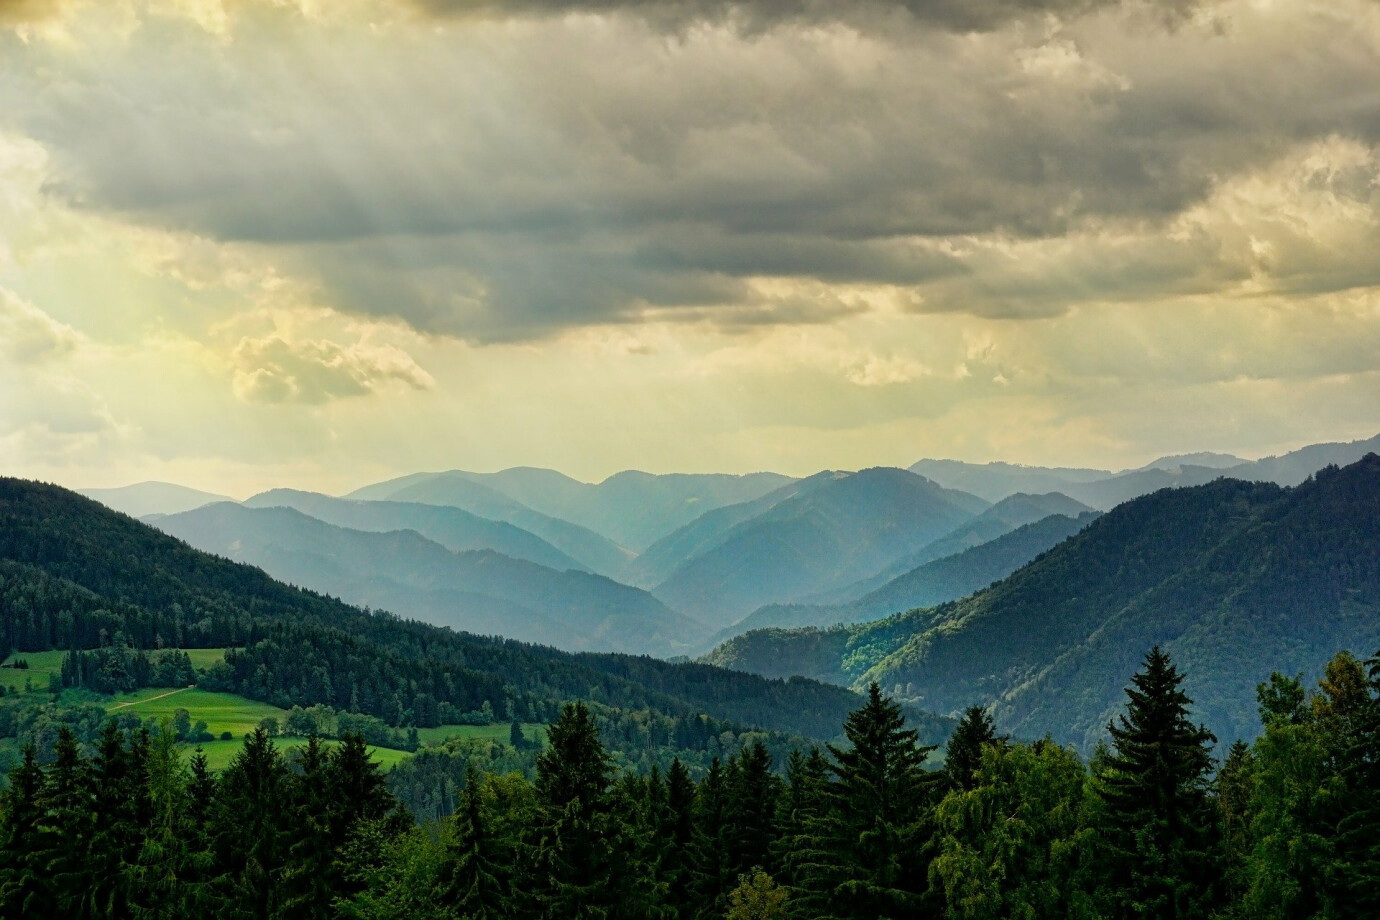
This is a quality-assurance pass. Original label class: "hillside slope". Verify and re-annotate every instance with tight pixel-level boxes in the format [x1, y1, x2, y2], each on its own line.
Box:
[717, 511, 1097, 642]
[154, 503, 706, 657]
[347, 472, 636, 579]
[242, 489, 586, 573]
[709, 456, 1380, 750]
[0, 477, 944, 745]
[652, 468, 988, 627]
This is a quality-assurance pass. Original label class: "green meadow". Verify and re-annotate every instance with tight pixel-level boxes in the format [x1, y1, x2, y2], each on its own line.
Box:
[1, 650, 542, 772]
[0, 650, 68, 694]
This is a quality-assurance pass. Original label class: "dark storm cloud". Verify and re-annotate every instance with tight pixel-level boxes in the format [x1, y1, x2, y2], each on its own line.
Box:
[0, 0, 59, 23]
[408, 0, 1201, 33]
[4, 0, 1379, 340]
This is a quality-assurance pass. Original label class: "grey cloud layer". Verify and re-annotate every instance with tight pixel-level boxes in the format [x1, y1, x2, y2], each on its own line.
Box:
[409, 0, 1199, 33]
[3, 1, 1379, 339]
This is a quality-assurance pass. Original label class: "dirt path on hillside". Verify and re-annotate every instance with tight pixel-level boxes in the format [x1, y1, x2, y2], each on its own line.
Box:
[109, 685, 191, 711]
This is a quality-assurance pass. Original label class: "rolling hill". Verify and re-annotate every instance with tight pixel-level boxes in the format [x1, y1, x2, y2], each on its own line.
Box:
[0, 476, 945, 747]
[714, 511, 1098, 644]
[241, 489, 586, 573]
[441, 467, 797, 552]
[707, 455, 1380, 751]
[345, 472, 636, 579]
[80, 481, 234, 517]
[651, 467, 989, 627]
[152, 503, 707, 657]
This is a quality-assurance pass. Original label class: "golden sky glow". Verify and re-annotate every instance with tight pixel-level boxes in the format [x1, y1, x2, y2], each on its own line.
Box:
[1, 0, 1378, 495]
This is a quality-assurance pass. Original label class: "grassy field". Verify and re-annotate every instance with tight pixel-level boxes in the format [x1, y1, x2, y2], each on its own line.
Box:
[189, 736, 416, 772]
[0, 650, 537, 773]
[0, 650, 67, 693]
[105, 687, 286, 737]
[0, 648, 230, 695]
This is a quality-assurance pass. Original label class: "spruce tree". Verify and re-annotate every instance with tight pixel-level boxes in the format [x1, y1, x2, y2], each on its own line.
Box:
[943, 706, 1001, 793]
[443, 770, 512, 920]
[724, 741, 782, 882]
[803, 682, 938, 920]
[1097, 647, 1220, 920]
[664, 758, 698, 918]
[35, 726, 94, 916]
[209, 727, 290, 919]
[0, 746, 54, 917]
[689, 757, 733, 920]
[529, 701, 621, 920]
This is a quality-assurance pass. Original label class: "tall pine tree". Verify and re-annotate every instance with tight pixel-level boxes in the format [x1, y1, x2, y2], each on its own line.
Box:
[1095, 647, 1220, 920]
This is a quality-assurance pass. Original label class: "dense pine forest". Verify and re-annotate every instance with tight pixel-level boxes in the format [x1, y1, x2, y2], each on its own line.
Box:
[3, 646, 1378, 919]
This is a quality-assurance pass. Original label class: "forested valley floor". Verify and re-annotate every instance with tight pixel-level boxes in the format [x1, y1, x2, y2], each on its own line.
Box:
[3, 646, 1379, 920]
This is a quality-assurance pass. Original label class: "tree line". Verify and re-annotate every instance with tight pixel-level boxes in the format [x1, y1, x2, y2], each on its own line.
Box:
[3, 645, 1378, 919]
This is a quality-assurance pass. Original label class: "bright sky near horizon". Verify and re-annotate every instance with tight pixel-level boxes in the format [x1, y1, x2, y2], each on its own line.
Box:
[1, 0, 1378, 496]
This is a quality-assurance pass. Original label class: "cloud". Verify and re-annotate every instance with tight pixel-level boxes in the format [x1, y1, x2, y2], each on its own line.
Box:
[0, 0, 61, 25]
[230, 334, 435, 404]
[1, 0, 1379, 343]
[0, 286, 79, 363]
[407, 0, 1201, 34]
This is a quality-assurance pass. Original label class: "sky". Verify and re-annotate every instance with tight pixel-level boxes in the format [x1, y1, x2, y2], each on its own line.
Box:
[0, 0, 1378, 496]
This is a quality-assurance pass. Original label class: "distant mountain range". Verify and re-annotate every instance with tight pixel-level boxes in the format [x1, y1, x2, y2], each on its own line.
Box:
[79, 481, 234, 518]
[650, 468, 990, 628]
[154, 502, 709, 658]
[705, 453, 1380, 751]
[912, 433, 1380, 507]
[347, 468, 792, 553]
[2, 477, 934, 749]
[75, 432, 1380, 675]
[713, 511, 1099, 645]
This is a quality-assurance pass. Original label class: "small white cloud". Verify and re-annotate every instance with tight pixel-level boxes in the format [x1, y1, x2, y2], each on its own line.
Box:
[231, 334, 435, 404]
[0, 286, 80, 364]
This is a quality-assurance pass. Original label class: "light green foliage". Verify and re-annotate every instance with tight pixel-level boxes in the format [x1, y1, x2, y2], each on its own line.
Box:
[931, 741, 1085, 920]
[725, 869, 788, 920]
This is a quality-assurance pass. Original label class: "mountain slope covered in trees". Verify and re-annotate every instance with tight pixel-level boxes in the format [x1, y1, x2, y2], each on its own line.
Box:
[714, 511, 1098, 644]
[652, 468, 990, 627]
[346, 472, 637, 579]
[0, 477, 950, 750]
[153, 503, 708, 657]
[707, 455, 1380, 750]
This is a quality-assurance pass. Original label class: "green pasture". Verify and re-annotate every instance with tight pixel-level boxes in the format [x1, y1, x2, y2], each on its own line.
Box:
[188, 736, 415, 772]
[0, 648, 229, 696]
[105, 687, 286, 737]
[0, 650, 67, 693]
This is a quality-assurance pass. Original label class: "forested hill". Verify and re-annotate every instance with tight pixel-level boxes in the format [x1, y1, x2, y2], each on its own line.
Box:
[0, 478, 948, 748]
[707, 455, 1380, 750]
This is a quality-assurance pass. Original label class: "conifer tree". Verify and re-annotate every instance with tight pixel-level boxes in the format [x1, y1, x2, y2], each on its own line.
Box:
[529, 701, 622, 920]
[664, 758, 699, 918]
[443, 769, 513, 920]
[129, 723, 206, 919]
[689, 757, 733, 920]
[209, 727, 291, 919]
[803, 682, 938, 920]
[280, 736, 336, 920]
[1096, 647, 1220, 920]
[36, 726, 95, 915]
[943, 706, 1001, 793]
[725, 741, 782, 882]
[0, 746, 54, 917]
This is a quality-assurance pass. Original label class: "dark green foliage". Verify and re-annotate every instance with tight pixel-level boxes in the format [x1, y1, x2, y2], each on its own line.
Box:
[943, 705, 1001, 792]
[1093, 647, 1220, 920]
[0, 653, 1379, 919]
[802, 682, 939, 920]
